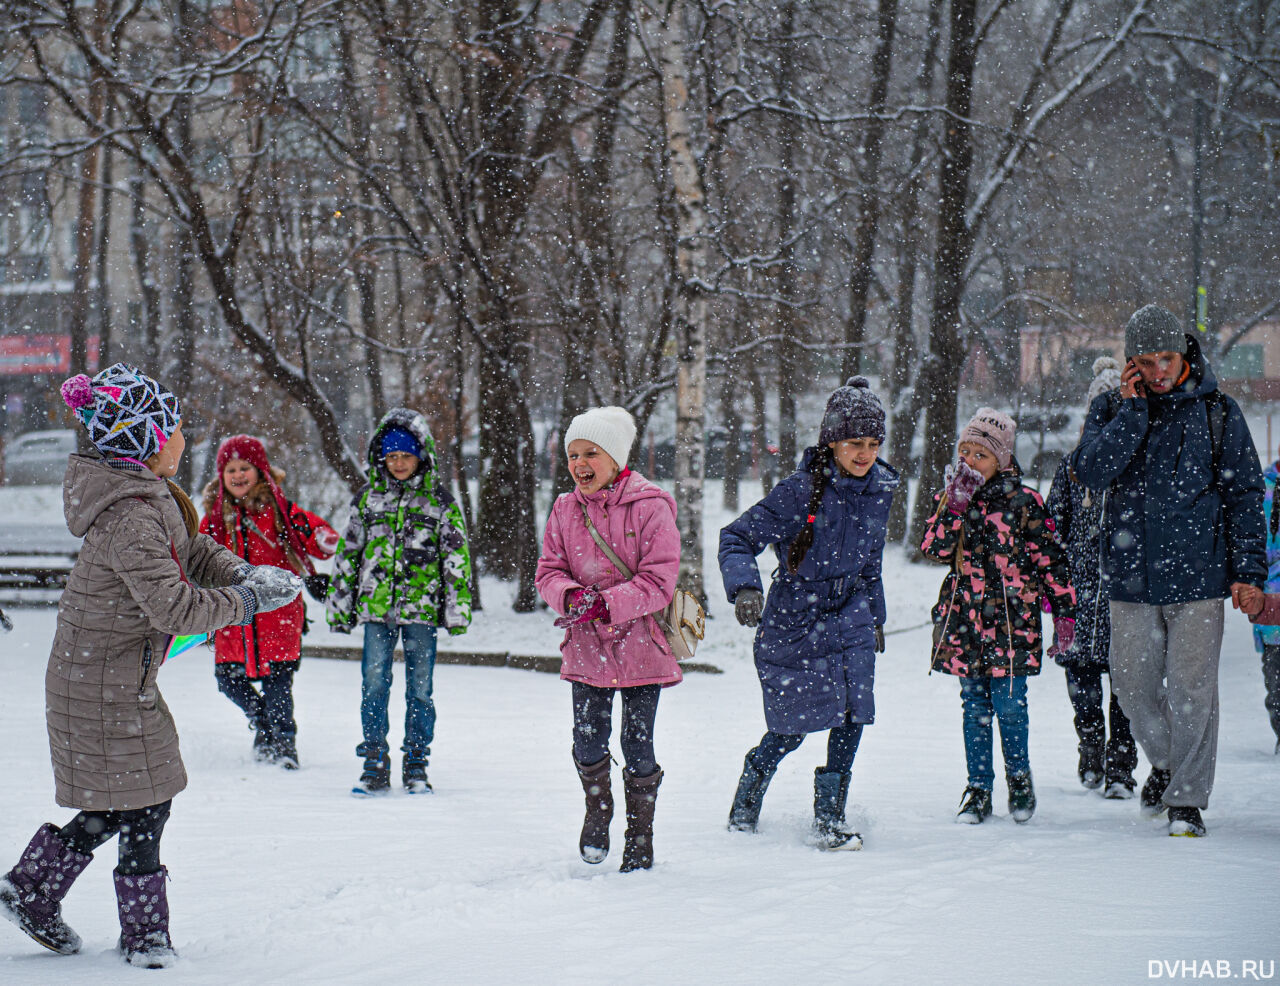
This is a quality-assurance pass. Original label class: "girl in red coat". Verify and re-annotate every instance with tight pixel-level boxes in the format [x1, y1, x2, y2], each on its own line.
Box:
[200, 435, 339, 768]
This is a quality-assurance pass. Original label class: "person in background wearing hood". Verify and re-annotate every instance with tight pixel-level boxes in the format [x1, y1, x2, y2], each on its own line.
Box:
[200, 435, 339, 769]
[535, 406, 681, 873]
[923, 408, 1075, 826]
[1249, 442, 1280, 755]
[0, 364, 300, 968]
[1071, 305, 1265, 836]
[718, 378, 898, 851]
[326, 409, 472, 797]
[1046, 357, 1139, 798]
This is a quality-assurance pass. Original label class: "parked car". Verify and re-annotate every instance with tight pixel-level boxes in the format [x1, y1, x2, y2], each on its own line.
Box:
[1014, 407, 1087, 479]
[3, 430, 76, 486]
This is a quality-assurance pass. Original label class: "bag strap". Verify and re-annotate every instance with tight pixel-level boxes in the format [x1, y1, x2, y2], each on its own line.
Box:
[578, 503, 634, 580]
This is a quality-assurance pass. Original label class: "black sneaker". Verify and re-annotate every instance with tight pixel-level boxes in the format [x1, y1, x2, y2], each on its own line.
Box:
[402, 761, 432, 795]
[1007, 772, 1036, 824]
[352, 760, 391, 797]
[1077, 745, 1104, 790]
[1168, 806, 1206, 837]
[955, 786, 992, 824]
[1140, 768, 1171, 815]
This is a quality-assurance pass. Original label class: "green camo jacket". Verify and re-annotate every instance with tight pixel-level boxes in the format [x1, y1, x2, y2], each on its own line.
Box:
[325, 407, 472, 633]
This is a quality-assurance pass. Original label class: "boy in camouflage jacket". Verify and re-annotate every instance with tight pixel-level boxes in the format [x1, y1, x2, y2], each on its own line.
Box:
[327, 408, 472, 795]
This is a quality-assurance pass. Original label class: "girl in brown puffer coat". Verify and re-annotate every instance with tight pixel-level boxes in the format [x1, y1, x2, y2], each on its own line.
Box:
[0, 365, 300, 969]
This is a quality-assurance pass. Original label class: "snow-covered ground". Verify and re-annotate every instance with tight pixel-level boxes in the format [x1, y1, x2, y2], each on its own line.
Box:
[2, 483, 1279, 986]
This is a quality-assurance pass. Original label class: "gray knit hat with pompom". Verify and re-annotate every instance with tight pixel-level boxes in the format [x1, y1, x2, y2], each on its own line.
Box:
[818, 376, 886, 446]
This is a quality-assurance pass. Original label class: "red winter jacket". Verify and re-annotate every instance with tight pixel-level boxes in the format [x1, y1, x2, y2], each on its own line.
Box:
[200, 478, 337, 677]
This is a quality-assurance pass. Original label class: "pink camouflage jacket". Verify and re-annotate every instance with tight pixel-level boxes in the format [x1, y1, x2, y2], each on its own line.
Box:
[921, 467, 1075, 677]
[535, 470, 683, 689]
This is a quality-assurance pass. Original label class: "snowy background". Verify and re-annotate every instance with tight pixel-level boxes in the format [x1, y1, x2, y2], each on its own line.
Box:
[1, 482, 1278, 986]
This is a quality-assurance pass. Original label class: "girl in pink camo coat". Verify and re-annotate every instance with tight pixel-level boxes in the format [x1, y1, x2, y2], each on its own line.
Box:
[535, 406, 680, 874]
[921, 408, 1075, 826]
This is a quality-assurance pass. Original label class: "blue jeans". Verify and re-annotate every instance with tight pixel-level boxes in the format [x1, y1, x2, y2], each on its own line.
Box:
[358, 622, 437, 765]
[959, 676, 1029, 790]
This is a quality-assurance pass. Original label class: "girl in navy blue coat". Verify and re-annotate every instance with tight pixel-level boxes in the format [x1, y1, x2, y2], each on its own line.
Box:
[718, 377, 898, 850]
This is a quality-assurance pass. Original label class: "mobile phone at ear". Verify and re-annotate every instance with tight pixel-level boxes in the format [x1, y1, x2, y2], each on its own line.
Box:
[1125, 360, 1146, 397]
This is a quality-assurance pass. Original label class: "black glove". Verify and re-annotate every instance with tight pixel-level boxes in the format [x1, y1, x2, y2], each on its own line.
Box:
[734, 588, 764, 628]
[303, 574, 331, 602]
[874, 624, 885, 653]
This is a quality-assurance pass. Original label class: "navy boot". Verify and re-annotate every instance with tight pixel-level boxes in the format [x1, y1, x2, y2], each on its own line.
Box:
[812, 769, 862, 851]
[727, 755, 776, 833]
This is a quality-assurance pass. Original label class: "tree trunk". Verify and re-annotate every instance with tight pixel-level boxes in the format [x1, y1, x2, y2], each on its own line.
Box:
[552, 1, 631, 500]
[885, 0, 941, 545]
[644, 0, 709, 603]
[840, 0, 900, 381]
[67, 0, 109, 386]
[908, 0, 978, 554]
[774, 0, 801, 471]
[168, 0, 197, 491]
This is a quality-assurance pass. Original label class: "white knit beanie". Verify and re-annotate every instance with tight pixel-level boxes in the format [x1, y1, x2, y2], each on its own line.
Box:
[1087, 355, 1123, 404]
[564, 406, 636, 470]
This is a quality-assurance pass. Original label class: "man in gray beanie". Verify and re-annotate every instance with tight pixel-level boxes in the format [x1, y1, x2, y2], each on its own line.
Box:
[1070, 304, 1265, 837]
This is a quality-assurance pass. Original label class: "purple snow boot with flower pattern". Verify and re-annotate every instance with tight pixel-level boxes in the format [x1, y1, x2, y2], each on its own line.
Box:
[115, 867, 177, 969]
[0, 823, 93, 955]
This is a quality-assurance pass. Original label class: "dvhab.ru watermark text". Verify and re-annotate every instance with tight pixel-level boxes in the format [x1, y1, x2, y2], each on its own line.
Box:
[1149, 960, 1275, 979]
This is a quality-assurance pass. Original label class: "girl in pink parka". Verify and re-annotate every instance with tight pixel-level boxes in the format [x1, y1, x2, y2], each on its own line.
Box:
[535, 406, 681, 873]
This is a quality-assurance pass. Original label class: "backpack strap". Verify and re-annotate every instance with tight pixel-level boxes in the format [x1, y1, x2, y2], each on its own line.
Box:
[1205, 390, 1227, 475]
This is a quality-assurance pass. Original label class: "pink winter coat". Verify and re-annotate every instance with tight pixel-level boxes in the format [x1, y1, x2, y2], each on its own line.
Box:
[536, 470, 683, 689]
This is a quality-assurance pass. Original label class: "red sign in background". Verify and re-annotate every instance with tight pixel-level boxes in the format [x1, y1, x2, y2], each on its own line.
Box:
[0, 335, 100, 376]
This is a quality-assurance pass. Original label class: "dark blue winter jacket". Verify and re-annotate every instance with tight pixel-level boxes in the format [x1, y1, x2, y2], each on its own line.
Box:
[1069, 334, 1265, 605]
[718, 449, 898, 734]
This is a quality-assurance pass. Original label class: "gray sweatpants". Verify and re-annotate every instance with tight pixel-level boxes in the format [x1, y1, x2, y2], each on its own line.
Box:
[1109, 599, 1224, 809]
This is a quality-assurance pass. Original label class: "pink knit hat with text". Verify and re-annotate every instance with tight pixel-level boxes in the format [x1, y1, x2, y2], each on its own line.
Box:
[958, 407, 1016, 470]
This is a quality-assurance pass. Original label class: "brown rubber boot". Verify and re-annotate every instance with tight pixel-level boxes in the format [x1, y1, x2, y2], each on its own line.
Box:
[574, 755, 614, 864]
[620, 767, 663, 873]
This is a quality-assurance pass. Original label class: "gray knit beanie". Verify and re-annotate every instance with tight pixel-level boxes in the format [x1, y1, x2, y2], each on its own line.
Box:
[818, 376, 887, 446]
[1124, 305, 1187, 359]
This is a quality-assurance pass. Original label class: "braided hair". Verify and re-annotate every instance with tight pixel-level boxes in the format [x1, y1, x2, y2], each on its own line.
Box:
[786, 446, 834, 574]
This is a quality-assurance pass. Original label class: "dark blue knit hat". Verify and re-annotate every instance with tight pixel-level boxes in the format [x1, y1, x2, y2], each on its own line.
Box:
[819, 376, 886, 446]
[381, 427, 422, 459]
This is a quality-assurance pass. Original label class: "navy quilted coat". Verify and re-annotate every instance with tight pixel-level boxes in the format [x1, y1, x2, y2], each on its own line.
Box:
[718, 449, 898, 734]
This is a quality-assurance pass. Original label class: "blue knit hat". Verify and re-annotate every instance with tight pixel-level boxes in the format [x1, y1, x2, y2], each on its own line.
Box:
[381, 427, 422, 459]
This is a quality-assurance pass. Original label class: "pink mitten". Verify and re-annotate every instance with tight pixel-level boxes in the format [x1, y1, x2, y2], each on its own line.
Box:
[943, 460, 985, 514]
[1048, 616, 1076, 657]
[554, 587, 608, 628]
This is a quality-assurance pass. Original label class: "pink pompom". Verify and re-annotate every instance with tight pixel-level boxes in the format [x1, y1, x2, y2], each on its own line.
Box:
[61, 374, 95, 410]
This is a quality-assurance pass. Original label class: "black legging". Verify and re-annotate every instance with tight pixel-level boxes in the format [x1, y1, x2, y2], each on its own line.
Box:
[572, 682, 661, 776]
[748, 716, 864, 775]
[216, 661, 298, 740]
[58, 800, 171, 875]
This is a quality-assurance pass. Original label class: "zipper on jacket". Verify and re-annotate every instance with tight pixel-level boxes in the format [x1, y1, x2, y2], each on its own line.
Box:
[238, 510, 260, 674]
[138, 640, 154, 698]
